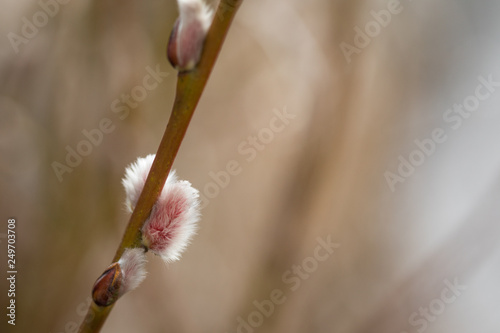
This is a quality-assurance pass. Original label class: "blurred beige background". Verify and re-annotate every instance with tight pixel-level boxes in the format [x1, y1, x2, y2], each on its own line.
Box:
[1, 0, 500, 332]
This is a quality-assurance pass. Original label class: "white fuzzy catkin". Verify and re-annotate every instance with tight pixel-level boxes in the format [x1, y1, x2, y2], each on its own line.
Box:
[177, 0, 213, 32]
[118, 248, 148, 294]
[122, 154, 156, 213]
[122, 154, 201, 263]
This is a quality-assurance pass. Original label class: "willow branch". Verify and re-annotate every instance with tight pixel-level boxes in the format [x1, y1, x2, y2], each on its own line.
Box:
[77, 1, 243, 332]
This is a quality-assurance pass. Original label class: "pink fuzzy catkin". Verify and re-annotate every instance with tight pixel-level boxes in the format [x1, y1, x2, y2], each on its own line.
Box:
[122, 154, 200, 263]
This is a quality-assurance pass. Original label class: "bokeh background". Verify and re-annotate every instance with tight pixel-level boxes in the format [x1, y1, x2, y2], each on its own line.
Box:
[1, 0, 500, 332]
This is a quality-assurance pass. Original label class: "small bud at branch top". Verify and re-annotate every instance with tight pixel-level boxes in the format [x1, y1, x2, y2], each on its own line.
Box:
[167, 0, 214, 71]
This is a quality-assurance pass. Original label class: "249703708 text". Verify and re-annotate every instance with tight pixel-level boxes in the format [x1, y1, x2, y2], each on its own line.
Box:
[6, 218, 17, 326]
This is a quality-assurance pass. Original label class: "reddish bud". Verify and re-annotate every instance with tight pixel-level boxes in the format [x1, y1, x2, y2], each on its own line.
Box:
[92, 263, 122, 307]
[91, 248, 147, 307]
[167, 0, 213, 71]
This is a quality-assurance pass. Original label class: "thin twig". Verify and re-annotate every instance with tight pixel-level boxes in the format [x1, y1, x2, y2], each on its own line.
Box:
[77, 1, 243, 332]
